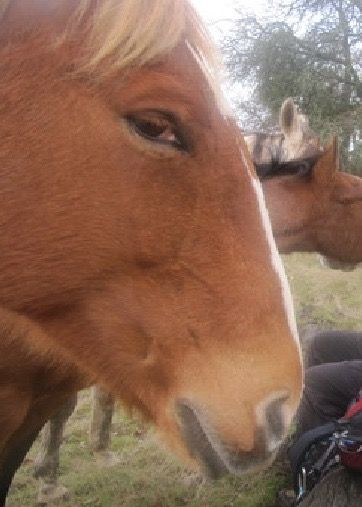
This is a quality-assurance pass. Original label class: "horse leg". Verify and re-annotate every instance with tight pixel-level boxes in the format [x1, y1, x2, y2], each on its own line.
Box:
[0, 426, 41, 507]
[0, 386, 33, 506]
[0, 386, 31, 456]
[89, 386, 118, 466]
[33, 393, 78, 478]
[0, 390, 80, 506]
[33, 393, 78, 504]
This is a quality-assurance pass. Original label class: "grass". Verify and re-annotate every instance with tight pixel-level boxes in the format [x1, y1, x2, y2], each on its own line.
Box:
[7, 253, 362, 507]
[7, 399, 286, 507]
[284, 253, 362, 331]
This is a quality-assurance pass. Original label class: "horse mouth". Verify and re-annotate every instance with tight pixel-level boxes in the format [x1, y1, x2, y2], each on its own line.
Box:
[176, 400, 274, 479]
[319, 255, 359, 272]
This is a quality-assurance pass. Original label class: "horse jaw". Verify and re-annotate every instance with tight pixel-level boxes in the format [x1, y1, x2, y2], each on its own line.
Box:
[319, 255, 359, 272]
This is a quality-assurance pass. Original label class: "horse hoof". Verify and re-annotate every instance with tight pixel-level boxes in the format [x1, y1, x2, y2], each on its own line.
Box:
[37, 482, 70, 505]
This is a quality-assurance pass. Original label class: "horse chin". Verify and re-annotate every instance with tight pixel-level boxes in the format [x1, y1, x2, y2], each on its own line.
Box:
[175, 400, 275, 480]
[319, 255, 359, 272]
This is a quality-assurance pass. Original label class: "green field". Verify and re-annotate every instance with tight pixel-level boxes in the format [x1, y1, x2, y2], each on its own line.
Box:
[7, 253, 362, 507]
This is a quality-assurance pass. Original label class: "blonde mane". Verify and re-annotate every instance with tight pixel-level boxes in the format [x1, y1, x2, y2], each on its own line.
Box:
[78, 0, 220, 73]
[0, 0, 222, 86]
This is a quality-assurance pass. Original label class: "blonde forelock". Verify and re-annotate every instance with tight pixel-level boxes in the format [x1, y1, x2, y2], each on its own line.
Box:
[0, 0, 225, 109]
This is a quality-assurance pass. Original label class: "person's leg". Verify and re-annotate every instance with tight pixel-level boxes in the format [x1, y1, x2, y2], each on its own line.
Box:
[307, 331, 362, 367]
[279, 359, 362, 506]
[280, 332, 362, 505]
[296, 360, 362, 437]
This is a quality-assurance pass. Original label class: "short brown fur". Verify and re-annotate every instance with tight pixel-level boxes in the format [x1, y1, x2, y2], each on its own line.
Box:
[247, 99, 362, 264]
[0, 1, 302, 500]
[262, 137, 362, 263]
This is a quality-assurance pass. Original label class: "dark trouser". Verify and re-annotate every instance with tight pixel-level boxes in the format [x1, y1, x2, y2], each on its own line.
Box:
[296, 331, 362, 438]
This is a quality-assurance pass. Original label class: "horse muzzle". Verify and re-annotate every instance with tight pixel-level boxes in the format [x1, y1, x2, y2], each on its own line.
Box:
[176, 395, 289, 479]
[319, 255, 359, 272]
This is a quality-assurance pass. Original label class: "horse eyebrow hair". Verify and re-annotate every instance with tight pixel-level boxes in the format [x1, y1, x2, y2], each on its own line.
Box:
[255, 155, 321, 180]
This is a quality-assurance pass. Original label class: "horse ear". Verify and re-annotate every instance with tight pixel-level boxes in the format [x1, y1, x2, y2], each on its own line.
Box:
[336, 173, 362, 204]
[312, 135, 339, 184]
[279, 98, 297, 137]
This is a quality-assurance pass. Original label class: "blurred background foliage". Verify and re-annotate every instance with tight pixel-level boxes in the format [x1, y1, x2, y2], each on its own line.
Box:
[221, 0, 361, 173]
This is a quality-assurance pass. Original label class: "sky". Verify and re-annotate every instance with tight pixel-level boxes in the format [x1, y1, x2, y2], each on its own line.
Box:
[191, 0, 270, 105]
[192, 0, 270, 27]
[192, 0, 238, 24]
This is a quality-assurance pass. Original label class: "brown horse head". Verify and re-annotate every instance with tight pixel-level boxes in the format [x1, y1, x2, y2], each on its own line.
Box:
[0, 0, 302, 478]
[262, 136, 362, 266]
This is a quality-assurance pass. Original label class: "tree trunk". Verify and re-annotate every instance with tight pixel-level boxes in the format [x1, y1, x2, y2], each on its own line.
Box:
[298, 468, 362, 507]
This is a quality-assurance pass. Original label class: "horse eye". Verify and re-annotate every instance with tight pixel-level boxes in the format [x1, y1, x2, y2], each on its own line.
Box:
[126, 111, 187, 151]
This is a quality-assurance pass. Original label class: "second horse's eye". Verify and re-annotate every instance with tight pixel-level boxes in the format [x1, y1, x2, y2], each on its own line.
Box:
[125, 111, 187, 151]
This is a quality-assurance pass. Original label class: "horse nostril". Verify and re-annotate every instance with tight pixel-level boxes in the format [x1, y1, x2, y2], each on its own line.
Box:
[176, 399, 228, 479]
[176, 397, 291, 477]
[263, 394, 289, 452]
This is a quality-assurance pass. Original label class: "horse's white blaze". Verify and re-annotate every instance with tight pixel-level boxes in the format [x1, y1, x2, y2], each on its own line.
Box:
[251, 177, 301, 355]
[185, 40, 231, 116]
[238, 139, 300, 352]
